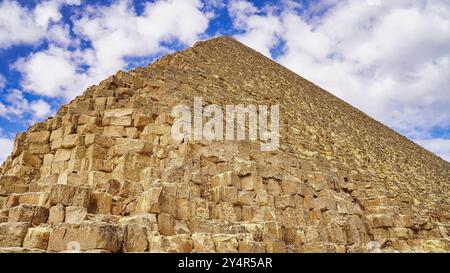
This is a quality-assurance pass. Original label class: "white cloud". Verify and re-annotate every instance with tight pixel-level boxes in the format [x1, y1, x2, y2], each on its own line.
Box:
[14, 0, 211, 101]
[0, 90, 53, 122]
[416, 138, 450, 162]
[30, 99, 52, 119]
[228, 0, 450, 160]
[0, 0, 79, 49]
[14, 46, 91, 100]
[228, 0, 283, 57]
[0, 137, 13, 163]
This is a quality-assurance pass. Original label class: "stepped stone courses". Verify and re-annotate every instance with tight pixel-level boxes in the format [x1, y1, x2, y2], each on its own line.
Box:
[0, 36, 448, 253]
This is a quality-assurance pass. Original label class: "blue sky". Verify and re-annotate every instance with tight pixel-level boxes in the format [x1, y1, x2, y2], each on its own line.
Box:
[0, 0, 449, 162]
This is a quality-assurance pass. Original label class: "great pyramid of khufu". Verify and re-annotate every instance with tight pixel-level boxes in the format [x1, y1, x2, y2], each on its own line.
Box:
[0, 36, 448, 253]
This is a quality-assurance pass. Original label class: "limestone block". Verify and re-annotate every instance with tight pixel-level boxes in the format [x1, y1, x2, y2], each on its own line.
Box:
[29, 143, 50, 155]
[211, 171, 240, 188]
[103, 126, 126, 138]
[238, 241, 266, 253]
[89, 192, 113, 214]
[114, 139, 153, 156]
[49, 184, 91, 208]
[18, 192, 49, 206]
[47, 222, 122, 252]
[240, 175, 263, 191]
[86, 144, 108, 160]
[118, 213, 158, 233]
[78, 114, 100, 126]
[238, 191, 254, 206]
[48, 205, 65, 226]
[109, 116, 132, 126]
[367, 214, 395, 228]
[104, 108, 134, 118]
[0, 222, 30, 247]
[213, 234, 238, 253]
[134, 115, 153, 129]
[14, 151, 42, 169]
[266, 240, 287, 253]
[62, 134, 81, 149]
[136, 187, 162, 213]
[23, 226, 51, 249]
[122, 223, 148, 252]
[54, 149, 72, 162]
[57, 171, 88, 186]
[85, 134, 114, 148]
[0, 176, 28, 195]
[192, 233, 215, 252]
[8, 205, 49, 225]
[65, 206, 88, 224]
[281, 176, 300, 194]
[77, 124, 102, 135]
[148, 234, 192, 253]
[157, 213, 175, 236]
[27, 131, 50, 144]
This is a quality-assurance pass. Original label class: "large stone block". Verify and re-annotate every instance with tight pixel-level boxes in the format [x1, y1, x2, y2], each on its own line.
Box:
[49, 184, 91, 208]
[211, 171, 240, 189]
[48, 205, 65, 226]
[213, 234, 238, 253]
[136, 187, 162, 213]
[0, 222, 30, 247]
[192, 233, 215, 252]
[157, 213, 175, 236]
[18, 192, 49, 206]
[0, 176, 28, 195]
[114, 139, 153, 156]
[8, 205, 49, 226]
[47, 222, 122, 252]
[65, 206, 87, 224]
[122, 223, 148, 252]
[23, 226, 51, 250]
[27, 131, 50, 144]
[88, 192, 113, 214]
[367, 214, 395, 228]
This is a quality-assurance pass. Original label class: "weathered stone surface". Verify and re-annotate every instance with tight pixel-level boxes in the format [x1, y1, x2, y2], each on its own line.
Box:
[0, 36, 448, 253]
[47, 223, 122, 252]
[0, 222, 30, 247]
[136, 187, 162, 213]
[49, 184, 90, 208]
[122, 224, 148, 252]
[48, 205, 65, 226]
[0, 176, 28, 195]
[65, 206, 87, 224]
[23, 226, 51, 249]
[8, 205, 49, 226]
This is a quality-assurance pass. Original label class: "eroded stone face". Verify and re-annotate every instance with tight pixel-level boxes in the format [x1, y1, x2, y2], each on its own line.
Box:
[0, 36, 448, 253]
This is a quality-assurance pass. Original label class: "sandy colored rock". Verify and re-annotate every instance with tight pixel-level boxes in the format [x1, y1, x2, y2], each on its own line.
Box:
[8, 205, 49, 226]
[23, 226, 51, 249]
[0, 36, 448, 253]
[0, 222, 30, 247]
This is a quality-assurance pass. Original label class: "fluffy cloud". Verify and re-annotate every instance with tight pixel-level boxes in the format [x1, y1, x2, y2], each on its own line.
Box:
[229, 0, 450, 159]
[14, 0, 210, 101]
[0, 90, 52, 122]
[228, 0, 283, 57]
[14, 46, 93, 100]
[0, 0, 79, 48]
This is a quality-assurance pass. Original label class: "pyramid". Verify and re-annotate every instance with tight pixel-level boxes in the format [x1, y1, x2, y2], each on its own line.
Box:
[0, 36, 448, 253]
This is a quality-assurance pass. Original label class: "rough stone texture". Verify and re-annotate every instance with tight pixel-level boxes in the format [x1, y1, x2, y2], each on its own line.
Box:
[0, 36, 448, 252]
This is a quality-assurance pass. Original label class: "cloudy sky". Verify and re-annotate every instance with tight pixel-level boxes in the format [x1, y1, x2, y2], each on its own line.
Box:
[0, 0, 449, 162]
